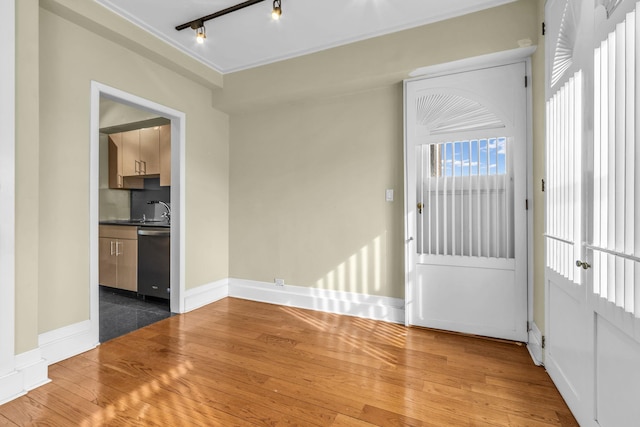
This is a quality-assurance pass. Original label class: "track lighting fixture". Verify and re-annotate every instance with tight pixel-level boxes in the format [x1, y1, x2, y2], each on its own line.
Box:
[195, 25, 206, 43]
[190, 20, 206, 44]
[271, 0, 282, 20]
[176, 0, 283, 35]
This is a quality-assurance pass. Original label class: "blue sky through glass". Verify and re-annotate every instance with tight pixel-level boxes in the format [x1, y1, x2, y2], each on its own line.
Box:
[441, 137, 507, 177]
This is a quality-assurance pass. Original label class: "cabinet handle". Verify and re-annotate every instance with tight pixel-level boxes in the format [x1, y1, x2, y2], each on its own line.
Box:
[142, 161, 147, 175]
[118, 174, 123, 187]
[110, 241, 115, 256]
[135, 160, 140, 174]
[115, 241, 122, 256]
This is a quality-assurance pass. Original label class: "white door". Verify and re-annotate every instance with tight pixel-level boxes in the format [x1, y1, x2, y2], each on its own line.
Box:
[405, 62, 529, 342]
[543, 0, 592, 423]
[545, 1, 640, 426]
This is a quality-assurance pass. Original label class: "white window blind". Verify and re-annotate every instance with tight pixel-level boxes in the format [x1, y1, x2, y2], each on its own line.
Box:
[592, 8, 640, 317]
[416, 138, 514, 258]
[545, 71, 583, 283]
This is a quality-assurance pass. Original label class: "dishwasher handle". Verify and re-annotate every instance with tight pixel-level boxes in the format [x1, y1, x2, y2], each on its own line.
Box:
[137, 229, 170, 237]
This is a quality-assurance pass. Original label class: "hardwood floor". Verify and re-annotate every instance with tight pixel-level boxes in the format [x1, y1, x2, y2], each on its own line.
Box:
[0, 298, 578, 426]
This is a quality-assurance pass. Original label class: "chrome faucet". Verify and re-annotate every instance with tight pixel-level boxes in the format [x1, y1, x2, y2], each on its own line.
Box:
[148, 200, 171, 223]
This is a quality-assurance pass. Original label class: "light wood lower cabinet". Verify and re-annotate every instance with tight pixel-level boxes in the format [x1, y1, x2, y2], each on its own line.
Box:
[99, 225, 138, 292]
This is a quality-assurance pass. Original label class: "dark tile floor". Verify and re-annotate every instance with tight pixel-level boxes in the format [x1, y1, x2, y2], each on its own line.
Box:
[99, 286, 173, 343]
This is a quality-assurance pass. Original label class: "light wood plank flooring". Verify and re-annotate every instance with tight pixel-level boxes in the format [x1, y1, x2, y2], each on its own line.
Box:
[0, 298, 577, 426]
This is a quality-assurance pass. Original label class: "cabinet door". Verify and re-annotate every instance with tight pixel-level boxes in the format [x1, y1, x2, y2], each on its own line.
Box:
[122, 129, 140, 177]
[108, 133, 143, 189]
[116, 239, 138, 292]
[139, 127, 160, 175]
[159, 125, 171, 186]
[108, 133, 123, 189]
[99, 238, 117, 288]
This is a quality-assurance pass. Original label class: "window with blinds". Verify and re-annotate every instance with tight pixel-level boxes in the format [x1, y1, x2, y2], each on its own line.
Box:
[592, 8, 640, 317]
[416, 138, 514, 258]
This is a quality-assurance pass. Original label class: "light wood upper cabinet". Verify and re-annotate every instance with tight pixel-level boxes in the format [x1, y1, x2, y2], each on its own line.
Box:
[121, 127, 160, 177]
[108, 133, 143, 189]
[122, 129, 140, 177]
[139, 127, 160, 176]
[108, 133, 123, 189]
[107, 124, 170, 188]
[159, 125, 171, 186]
[99, 225, 138, 292]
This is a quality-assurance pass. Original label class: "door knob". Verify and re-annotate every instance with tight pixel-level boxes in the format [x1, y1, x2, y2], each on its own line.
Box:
[417, 202, 423, 214]
[575, 260, 591, 270]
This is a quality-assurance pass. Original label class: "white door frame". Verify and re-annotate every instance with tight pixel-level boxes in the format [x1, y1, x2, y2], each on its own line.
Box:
[0, 0, 16, 378]
[89, 81, 187, 344]
[404, 47, 536, 338]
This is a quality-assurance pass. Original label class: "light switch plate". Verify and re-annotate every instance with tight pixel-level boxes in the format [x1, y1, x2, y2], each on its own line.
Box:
[385, 189, 394, 202]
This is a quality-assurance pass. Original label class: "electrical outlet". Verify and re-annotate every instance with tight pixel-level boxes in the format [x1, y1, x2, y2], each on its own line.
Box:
[274, 278, 285, 286]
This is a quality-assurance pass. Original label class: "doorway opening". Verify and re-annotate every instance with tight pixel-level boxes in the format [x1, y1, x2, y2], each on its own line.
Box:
[90, 82, 186, 344]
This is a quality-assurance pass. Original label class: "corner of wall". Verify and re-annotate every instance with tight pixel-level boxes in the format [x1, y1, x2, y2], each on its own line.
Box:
[184, 278, 229, 312]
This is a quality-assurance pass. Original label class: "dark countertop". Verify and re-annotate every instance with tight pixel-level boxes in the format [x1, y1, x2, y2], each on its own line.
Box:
[99, 219, 170, 228]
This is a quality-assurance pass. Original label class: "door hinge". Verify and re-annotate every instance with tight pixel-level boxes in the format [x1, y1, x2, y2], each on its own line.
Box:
[541, 178, 545, 192]
[526, 321, 530, 331]
[541, 335, 546, 349]
[542, 22, 546, 36]
[525, 75, 528, 87]
[525, 199, 529, 210]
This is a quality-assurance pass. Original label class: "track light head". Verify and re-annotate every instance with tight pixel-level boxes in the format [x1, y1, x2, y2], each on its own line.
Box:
[196, 26, 206, 43]
[190, 20, 206, 43]
[271, 0, 282, 20]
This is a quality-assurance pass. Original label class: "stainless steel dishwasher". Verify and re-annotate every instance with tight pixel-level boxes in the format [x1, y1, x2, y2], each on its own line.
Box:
[137, 228, 170, 299]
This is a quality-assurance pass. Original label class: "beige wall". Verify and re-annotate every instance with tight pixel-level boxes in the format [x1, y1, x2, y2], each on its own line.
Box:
[30, 6, 229, 337]
[228, 0, 541, 300]
[230, 85, 404, 297]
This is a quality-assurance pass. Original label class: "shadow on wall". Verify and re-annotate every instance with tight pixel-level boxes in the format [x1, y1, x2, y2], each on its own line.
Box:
[315, 233, 387, 296]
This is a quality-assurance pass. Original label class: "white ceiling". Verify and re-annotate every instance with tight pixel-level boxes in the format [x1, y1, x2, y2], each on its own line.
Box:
[95, 0, 516, 74]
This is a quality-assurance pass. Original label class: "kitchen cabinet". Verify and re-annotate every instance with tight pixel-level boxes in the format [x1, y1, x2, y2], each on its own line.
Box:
[99, 225, 138, 292]
[159, 125, 171, 186]
[107, 124, 170, 188]
[122, 127, 160, 177]
[108, 133, 143, 189]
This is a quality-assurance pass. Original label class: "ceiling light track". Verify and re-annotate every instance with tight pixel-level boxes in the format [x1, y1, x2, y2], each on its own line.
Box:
[176, 0, 276, 32]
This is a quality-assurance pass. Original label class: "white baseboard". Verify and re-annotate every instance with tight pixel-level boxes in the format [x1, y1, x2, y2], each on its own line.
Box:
[228, 278, 405, 324]
[38, 320, 98, 365]
[0, 370, 25, 405]
[183, 278, 229, 312]
[0, 348, 50, 405]
[527, 321, 544, 366]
